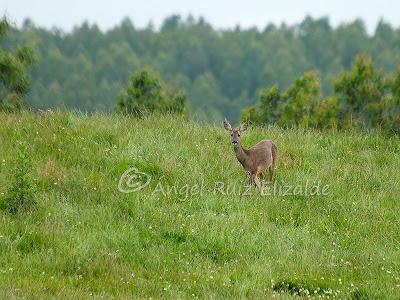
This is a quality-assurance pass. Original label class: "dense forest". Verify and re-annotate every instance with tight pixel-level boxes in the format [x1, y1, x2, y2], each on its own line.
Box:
[2, 15, 400, 122]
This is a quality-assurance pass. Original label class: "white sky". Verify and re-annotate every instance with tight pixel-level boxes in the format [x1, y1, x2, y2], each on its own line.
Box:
[1, 0, 399, 34]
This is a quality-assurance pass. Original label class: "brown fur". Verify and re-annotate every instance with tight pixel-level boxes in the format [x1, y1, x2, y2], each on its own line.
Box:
[224, 119, 277, 192]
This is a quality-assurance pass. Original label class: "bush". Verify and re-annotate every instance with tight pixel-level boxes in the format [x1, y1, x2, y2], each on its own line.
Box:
[243, 55, 400, 134]
[242, 71, 339, 129]
[116, 69, 187, 117]
[0, 17, 36, 112]
[0, 144, 36, 214]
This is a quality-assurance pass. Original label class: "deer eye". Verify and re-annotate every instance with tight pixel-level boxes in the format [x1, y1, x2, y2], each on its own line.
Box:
[230, 134, 233, 136]
[238, 134, 241, 137]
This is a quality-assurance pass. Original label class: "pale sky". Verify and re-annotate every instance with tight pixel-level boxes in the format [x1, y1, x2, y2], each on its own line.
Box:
[1, 0, 399, 34]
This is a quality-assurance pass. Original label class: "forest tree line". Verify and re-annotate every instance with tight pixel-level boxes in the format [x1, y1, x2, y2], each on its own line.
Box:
[1, 15, 400, 126]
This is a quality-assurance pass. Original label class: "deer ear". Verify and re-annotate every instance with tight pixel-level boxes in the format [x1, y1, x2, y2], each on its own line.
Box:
[223, 119, 232, 132]
[239, 122, 248, 132]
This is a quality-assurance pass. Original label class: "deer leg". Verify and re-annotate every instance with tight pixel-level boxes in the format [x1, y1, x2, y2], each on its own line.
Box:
[258, 172, 264, 194]
[253, 173, 262, 193]
[269, 148, 276, 185]
[268, 165, 274, 188]
[247, 172, 252, 185]
[269, 166, 274, 182]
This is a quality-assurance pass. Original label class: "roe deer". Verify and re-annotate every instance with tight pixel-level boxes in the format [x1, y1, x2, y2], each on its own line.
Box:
[223, 119, 277, 192]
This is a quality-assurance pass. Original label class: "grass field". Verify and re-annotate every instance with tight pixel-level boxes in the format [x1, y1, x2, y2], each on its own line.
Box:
[0, 112, 399, 299]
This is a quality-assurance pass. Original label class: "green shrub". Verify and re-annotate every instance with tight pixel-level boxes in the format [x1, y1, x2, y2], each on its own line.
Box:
[116, 69, 187, 117]
[242, 72, 339, 129]
[0, 17, 36, 112]
[0, 144, 36, 214]
[243, 55, 400, 134]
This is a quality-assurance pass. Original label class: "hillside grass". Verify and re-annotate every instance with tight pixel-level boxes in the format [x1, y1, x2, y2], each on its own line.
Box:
[0, 111, 399, 299]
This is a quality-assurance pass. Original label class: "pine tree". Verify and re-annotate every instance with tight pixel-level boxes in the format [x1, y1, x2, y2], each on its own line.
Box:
[0, 17, 36, 111]
[116, 69, 187, 116]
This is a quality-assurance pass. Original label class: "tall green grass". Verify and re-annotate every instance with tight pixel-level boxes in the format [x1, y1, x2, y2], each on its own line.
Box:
[0, 111, 399, 299]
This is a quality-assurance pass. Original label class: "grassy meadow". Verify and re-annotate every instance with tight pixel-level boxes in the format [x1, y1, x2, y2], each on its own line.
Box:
[0, 112, 399, 299]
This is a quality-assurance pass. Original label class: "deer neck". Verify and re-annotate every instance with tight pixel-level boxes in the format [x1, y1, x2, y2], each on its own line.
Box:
[234, 142, 248, 166]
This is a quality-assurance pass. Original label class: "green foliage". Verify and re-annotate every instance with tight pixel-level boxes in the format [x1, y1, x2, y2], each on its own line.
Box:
[244, 56, 399, 133]
[334, 55, 400, 133]
[383, 68, 400, 133]
[0, 17, 36, 111]
[0, 144, 36, 214]
[243, 71, 341, 129]
[5, 16, 400, 121]
[334, 55, 386, 126]
[116, 69, 187, 116]
[280, 71, 323, 128]
[242, 84, 281, 125]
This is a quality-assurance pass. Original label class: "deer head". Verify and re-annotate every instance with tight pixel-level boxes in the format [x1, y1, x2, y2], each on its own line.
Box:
[223, 119, 248, 147]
